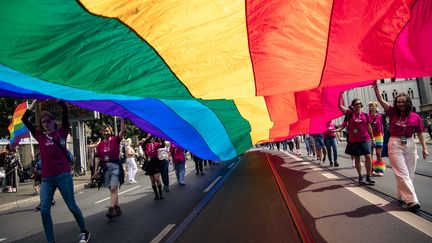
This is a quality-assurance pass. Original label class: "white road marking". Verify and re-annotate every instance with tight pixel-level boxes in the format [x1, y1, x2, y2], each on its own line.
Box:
[321, 172, 339, 179]
[310, 167, 322, 171]
[299, 162, 309, 165]
[0, 238, 7, 242]
[94, 186, 141, 204]
[346, 186, 432, 237]
[204, 176, 222, 192]
[150, 224, 176, 243]
[228, 162, 235, 169]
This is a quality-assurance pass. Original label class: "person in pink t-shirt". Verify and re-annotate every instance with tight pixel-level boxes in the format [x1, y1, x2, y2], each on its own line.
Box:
[170, 143, 186, 185]
[22, 100, 90, 243]
[337, 94, 375, 185]
[368, 101, 385, 176]
[141, 135, 164, 200]
[94, 119, 125, 220]
[374, 81, 428, 211]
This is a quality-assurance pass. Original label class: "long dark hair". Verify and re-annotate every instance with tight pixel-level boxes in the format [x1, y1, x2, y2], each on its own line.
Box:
[393, 92, 413, 116]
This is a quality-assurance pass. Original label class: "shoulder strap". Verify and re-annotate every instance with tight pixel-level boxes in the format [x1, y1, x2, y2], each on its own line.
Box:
[51, 138, 73, 163]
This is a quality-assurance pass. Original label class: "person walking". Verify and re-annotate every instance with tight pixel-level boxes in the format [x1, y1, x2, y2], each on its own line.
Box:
[143, 135, 164, 200]
[3, 144, 19, 193]
[94, 120, 125, 219]
[373, 81, 428, 211]
[337, 95, 375, 185]
[368, 101, 386, 176]
[22, 99, 90, 243]
[86, 138, 100, 176]
[324, 121, 339, 167]
[158, 140, 171, 192]
[124, 138, 138, 184]
[170, 143, 186, 185]
[192, 153, 204, 175]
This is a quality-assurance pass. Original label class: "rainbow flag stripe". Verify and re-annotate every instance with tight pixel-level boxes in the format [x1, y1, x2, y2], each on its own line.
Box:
[0, 0, 431, 160]
[8, 102, 30, 148]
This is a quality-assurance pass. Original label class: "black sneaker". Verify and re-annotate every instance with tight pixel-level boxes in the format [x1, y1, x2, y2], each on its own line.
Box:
[407, 203, 421, 212]
[35, 204, 41, 211]
[358, 176, 365, 184]
[114, 205, 122, 216]
[365, 176, 375, 185]
[79, 232, 91, 243]
[330, 162, 333, 167]
[106, 207, 115, 219]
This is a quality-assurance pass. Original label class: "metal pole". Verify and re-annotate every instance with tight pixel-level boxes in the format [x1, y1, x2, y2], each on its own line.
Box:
[114, 116, 118, 135]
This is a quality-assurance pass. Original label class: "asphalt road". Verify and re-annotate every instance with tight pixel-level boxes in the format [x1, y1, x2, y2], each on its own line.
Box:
[0, 159, 234, 242]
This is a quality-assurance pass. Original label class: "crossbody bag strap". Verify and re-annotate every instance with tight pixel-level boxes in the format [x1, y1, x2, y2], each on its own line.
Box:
[51, 138, 72, 163]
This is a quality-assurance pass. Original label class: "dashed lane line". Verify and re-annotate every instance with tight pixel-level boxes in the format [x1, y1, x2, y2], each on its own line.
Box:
[228, 162, 235, 169]
[150, 224, 176, 243]
[321, 172, 339, 179]
[94, 186, 141, 204]
[203, 176, 222, 192]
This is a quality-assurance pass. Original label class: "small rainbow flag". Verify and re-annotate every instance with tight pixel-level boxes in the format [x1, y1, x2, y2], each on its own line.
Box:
[8, 102, 29, 149]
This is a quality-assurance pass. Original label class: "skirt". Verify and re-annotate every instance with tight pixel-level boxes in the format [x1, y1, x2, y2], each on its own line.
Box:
[145, 157, 162, 176]
[345, 141, 371, 156]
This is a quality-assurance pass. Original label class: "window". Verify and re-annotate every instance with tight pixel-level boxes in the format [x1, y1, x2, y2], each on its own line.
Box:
[407, 88, 414, 99]
[392, 89, 398, 99]
[382, 91, 388, 101]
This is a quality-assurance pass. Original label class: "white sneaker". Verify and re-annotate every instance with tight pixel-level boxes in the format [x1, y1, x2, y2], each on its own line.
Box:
[12, 188, 16, 192]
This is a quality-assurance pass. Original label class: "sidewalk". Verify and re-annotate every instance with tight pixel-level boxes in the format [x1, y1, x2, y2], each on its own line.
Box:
[0, 173, 91, 212]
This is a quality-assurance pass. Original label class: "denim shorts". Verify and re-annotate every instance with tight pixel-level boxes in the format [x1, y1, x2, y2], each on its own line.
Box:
[104, 162, 120, 188]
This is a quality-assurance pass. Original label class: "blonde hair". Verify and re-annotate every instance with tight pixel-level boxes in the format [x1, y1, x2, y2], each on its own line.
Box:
[368, 101, 378, 107]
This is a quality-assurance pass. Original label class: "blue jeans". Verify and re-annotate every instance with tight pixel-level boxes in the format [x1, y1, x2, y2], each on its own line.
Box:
[174, 161, 186, 184]
[40, 172, 86, 243]
[324, 137, 338, 163]
[160, 159, 169, 187]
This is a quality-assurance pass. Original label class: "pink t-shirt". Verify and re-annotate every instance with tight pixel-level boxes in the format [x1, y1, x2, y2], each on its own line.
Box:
[145, 142, 161, 158]
[324, 123, 337, 138]
[368, 113, 384, 136]
[346, 110, 371, 142]
[170, 144, 185, 163]
[33, 127, 71, 177]
[387, 106, 424, 137]
[96, 136, 121, 163]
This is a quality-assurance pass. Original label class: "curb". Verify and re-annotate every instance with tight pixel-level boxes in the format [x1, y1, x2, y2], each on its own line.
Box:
[0, 182, 88, 212]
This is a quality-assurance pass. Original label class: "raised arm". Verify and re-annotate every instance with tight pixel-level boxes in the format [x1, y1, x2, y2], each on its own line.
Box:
[338, 93, 347, 114]
[21, 100, 37, 134]
[118, 118, 125, 139]
[57, 100, 69, 129]
[372, 81, 390, 111]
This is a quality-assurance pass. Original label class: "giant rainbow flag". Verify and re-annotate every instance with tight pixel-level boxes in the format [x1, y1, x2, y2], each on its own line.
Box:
[8, 102, 30, 149]
[0, 0, 431, 160]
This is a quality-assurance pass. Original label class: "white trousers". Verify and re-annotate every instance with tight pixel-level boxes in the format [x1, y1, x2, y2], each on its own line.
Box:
[126, 157, 138, 182]
[388, 137, 418, 204]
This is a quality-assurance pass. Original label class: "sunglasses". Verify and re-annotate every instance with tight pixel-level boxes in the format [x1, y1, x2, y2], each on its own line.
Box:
[354, 103, 363, 107]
